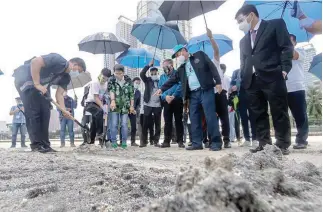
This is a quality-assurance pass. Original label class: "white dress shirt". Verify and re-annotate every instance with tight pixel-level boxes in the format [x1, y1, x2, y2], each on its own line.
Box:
[286, 48, 306, 92]
[251, 19, 262, 73]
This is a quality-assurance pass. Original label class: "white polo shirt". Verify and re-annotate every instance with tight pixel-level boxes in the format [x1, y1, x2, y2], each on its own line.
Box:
[286, 48, 306, 93]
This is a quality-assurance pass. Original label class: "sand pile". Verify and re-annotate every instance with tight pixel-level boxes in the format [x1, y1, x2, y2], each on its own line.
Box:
[139, 145, 322, 212]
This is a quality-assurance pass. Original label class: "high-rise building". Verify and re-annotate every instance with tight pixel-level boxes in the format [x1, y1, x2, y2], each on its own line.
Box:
[116, 15, 139, 78]
[104, 54, 115, 71]
[136, 1, 192, 63]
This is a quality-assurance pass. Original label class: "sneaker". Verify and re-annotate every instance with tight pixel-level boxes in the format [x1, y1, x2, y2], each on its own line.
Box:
[252, 140, 258, 147]
[188, 141, 192, 147]
[70, 143, 76, 148]
[280, 148, 290, 155]
[293, 143, 307, 149]
[112, 143, 118, 149]
[10, 145, 16, 148]
[249, 146, 264, 153]
[224, 142, 232, 148]
[121, 143, 127, 149]
[178, 143, 185, 148]
[240, 141, 252, 147]
[204, 142, 210, 148]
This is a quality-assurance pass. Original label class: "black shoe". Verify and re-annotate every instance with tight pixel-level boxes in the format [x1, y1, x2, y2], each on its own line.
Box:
[150, 141, 154, 146]
[131, 143, 139, 147]
[224, 142, 231, 148]
[178, 143, 185, 148]
[186, 146, 203, 151]
[204, 142, 210, 148]
[60, 144, 65, 148]
[139, 144, 147, 148]
[47, 147, 58, 153]
[99, 139, 104, 148]
[293, 143, 307, 149]
[171, 141, 177, 144]
[160, 143, 171, 148]
[209, 147, 222, 151]
[21, 144, 28, 148]
[280, 148, 290, 155]
[250, 146, 264, 153]
[32, 146, 51, 153]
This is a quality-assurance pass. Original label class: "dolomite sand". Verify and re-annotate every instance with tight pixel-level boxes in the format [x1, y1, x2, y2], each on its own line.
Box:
[0, 138, 321, 212]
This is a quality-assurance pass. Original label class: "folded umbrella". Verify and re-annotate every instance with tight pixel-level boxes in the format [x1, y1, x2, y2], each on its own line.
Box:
[116, 48, 161, 68]
[131, 14, 187, 57]
[309, 53, 322, 80]
[245, 0, 322, 42]
[187, 34, 233, 59]
[159, 1, 226, 27]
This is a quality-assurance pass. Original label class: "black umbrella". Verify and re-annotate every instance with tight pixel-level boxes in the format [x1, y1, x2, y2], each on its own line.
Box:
[78, 32, 130, 67]
[159, 1, 226, 28]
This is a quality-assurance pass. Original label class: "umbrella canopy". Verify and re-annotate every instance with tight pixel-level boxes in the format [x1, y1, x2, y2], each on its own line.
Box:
[245, 0, 322, 42]
[159, 1, 226, 27]
[78, 32, 130, 55]
[309, 53, 322, 80]
[187, 34, 233, 59]
[52, 71, 92, 90]
[116, 48, 161, 68]
[131, 15, 187, 51]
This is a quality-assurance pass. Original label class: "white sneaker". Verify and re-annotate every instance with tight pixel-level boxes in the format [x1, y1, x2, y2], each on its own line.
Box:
[240, 141, 252, 147]
[252, 140, 258, 147]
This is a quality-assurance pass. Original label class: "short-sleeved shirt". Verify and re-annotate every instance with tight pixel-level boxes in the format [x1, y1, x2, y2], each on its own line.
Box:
[185, 60, 201, 91]
[10, 105, 26, 124]
[286, 48, 306, 92]
[85, 81, 108, 104]
[13, 53, 70, 92]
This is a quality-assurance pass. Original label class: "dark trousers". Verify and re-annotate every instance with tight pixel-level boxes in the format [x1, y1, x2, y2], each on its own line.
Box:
[215, 90, 230, 143]
[140, 114, 154, 143]
[16, 88, 51, 149]
[142, 106, 161, 144]
[234, 111, 241, 140]
[85, 103, 104, 140]
[81, 114, 95, 143]
[246, 74, 291, 148]
[288, 90, 309, 145]
[129, 114, 137, 143]
[239, 88, 256, 141]
[183, 112, 192, 143]
[162, 99, 184, 144]
[189, 88, 222, 149]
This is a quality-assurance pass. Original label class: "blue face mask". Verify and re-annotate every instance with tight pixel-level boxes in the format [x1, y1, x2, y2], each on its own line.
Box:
[69, 70, 80, 78]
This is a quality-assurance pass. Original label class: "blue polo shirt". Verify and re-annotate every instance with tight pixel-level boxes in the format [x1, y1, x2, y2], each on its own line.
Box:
[13, 53, 71, 92]
[185, 60, 201, 91]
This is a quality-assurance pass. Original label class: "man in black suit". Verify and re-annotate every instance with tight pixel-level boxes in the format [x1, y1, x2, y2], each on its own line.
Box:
[235, 5, 293, 155]
[154, 44, 223, 151]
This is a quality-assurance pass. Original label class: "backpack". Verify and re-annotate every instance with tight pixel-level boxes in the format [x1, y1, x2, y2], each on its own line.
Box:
[81, 85, 90, 107]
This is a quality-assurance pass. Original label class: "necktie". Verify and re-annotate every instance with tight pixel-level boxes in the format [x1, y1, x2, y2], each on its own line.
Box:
[251, 30, 257, 44]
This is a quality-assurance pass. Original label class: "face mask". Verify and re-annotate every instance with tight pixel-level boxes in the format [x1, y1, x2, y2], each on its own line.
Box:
[134, 84, 140, 89]
[69, 70, 80, 78]
[177, 55, 186, 65]
[239, 14, 252, 33]
[151, 75, 159, 81]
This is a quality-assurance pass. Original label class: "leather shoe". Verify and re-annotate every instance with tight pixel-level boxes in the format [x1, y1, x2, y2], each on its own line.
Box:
[160, 143, 171, 148]
[250, 146, 264, 153]
[186, 146, 203, 151]
[139, 144, 147, 148]
[131, 143, 139, 147]
[280, 148, 290, 155]
[293, 143, 307, 149]
[224, 142, 231, 148]
[32, 146, 51, 153]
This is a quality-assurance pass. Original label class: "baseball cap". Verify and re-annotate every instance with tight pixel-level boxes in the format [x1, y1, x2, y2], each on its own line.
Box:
[172, 44, 187, 59]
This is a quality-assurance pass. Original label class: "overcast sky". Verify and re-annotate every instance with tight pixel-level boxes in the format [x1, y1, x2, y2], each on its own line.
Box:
[0, 0, 321, 122]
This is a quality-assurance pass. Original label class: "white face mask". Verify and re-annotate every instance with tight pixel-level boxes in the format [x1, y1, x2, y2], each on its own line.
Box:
[239, 14, 253, 33]
[177, 55, 186, 65]
[151, 75, 159, 81]
[69, 70, 80, 78]
[134, 84, 140, 89]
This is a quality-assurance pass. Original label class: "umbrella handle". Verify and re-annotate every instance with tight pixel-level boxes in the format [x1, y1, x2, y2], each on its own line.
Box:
[281, 1, 289, 18]
[200, 1, 208, 28]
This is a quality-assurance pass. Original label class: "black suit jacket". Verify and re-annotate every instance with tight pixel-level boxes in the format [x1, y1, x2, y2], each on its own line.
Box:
[239, 19, 293, 89]
[160, 51, 221, 100]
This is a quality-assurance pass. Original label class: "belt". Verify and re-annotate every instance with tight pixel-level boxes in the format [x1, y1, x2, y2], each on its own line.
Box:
[190, 87, 201, 92]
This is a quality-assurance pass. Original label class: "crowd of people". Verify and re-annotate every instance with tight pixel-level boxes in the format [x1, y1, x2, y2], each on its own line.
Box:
[9, 4, 317, 154]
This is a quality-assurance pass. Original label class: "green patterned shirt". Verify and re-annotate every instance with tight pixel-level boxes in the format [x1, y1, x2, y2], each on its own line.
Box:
[108, 75, 134, 114]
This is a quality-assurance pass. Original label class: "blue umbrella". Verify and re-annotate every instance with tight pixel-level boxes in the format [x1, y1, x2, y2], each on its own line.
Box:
[245, 0, 322, 42]
[187, 34, 233, 59]
[131, 15, 187, 57]
[309, 53, 322, 80]
[116, 48, 161, 68]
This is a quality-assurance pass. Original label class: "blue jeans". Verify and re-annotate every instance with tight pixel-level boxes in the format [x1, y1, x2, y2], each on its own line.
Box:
[239, 88, 256, 141]
[60, 118, 74, 144]
[12, 123, 27, 146]
[189, 88, 222, 149]
[110, 112, 128, 145]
